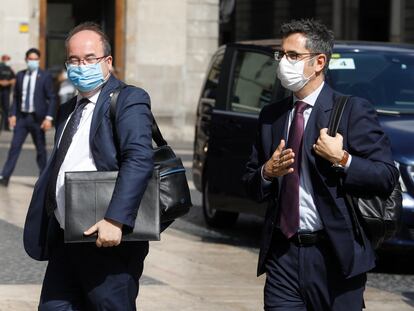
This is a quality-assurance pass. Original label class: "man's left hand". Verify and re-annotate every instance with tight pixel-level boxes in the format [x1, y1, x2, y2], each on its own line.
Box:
[40, 119, 52, 132]
[313, 128, 344, 164]
[84, 219, 123, 248]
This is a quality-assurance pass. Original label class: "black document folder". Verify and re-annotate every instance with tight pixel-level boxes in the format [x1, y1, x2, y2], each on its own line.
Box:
[64, 170, 160, 243]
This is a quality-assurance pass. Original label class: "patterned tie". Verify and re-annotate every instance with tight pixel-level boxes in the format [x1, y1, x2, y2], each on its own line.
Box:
[24, 73, 31, 112]
[46, 98, 89, 215]
[278, 101, 308, 238]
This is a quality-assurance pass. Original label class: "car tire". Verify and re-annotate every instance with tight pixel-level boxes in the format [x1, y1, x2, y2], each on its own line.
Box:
[203, 180, 239, 228]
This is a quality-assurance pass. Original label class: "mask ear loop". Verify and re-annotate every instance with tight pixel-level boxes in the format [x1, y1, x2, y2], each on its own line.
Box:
[302, 55, 320, 81]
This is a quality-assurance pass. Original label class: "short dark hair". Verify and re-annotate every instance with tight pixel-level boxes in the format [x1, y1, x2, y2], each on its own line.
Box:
[65, 22, 111, 56]
[25, 48, 41, 59]
[280, 19, 334, 72]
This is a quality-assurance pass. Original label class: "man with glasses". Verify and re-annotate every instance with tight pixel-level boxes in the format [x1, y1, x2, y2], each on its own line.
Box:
[23, 22, 153, 310]
[244, 19, 398, 310]
[0, 48, 56, 186]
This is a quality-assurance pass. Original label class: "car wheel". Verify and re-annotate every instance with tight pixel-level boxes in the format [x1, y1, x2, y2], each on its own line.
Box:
[203, 180, 239, 228]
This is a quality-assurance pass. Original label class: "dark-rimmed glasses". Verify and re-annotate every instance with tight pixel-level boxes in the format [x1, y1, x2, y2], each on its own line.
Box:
[65, 55, 108, 67]
[274, 51, 321, 62]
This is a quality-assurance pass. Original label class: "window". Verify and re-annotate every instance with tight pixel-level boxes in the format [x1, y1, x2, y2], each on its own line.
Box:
[230, 51, 276, 114]
[327, 51, 414, 114]
[201, 52, 224, 100]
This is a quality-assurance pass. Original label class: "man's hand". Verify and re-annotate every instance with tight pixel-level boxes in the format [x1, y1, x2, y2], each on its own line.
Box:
[313, 128, 344, 164]
[8, 116, 16, 129]
[40, 119, 52, 132]
[263, 139, 295, 179]
[84, 218, 123, 248]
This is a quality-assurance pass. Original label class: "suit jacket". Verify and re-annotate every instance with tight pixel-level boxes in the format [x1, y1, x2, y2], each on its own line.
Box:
[23, 75, 154, 261]
[243, 83, 399, 278]
[11, 69, 56, 120]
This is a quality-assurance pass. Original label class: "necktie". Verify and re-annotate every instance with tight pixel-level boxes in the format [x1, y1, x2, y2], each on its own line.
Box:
[278, 101, 308, 238]
[24, 73, 31, 112]
[46, 98, 89, 215]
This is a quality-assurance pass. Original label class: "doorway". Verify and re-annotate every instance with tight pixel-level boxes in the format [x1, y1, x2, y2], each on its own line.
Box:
[40, 0, 125, 79]
[359, 0, 390, 41]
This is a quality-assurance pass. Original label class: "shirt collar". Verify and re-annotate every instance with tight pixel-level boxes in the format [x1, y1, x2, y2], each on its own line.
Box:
[27, 69, 38, 76]
[77, 89, 101, 105]
[293, 81, 325, 108]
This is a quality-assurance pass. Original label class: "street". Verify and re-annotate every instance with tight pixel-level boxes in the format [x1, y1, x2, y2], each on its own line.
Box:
[0, 128, 413, 310]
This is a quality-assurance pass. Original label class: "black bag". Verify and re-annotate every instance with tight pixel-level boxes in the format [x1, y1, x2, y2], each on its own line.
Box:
[110, 87, 192, 224]
[328, 95, 402, 249]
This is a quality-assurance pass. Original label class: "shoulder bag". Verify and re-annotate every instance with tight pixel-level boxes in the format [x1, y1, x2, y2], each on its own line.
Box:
[328, 95, 402, 249]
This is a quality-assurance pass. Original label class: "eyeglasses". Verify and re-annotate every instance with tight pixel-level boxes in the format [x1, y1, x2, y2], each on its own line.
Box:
[274, 51, 321, 62]
[65, 55, 108, 67]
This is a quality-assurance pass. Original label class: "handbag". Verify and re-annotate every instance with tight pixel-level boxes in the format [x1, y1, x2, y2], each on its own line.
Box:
[328, 95, 402, 249]
[64, 170, 160, 242]
[110, 86, 192, 223]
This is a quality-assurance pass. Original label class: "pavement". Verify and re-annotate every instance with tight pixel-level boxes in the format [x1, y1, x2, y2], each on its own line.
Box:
[0, 128, 413, 310]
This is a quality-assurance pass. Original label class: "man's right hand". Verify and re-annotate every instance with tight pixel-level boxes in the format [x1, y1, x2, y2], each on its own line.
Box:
[8, 116, 16, 129]
[263, 140, 295, 179]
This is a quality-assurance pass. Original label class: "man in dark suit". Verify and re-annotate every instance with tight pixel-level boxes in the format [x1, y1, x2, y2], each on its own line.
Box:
[0, 54, 16, 131]
[23, 23, 153, 310]
[0, 48, 56, 186]
[243, 19, 399, 310]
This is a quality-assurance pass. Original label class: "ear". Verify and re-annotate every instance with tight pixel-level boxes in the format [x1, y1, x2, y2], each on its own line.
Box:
[106, 55, 113, 71]
[315, 54, 327, 73]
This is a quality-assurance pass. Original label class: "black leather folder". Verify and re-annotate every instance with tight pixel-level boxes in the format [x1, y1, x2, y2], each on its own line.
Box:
[64, 170, 160, 243]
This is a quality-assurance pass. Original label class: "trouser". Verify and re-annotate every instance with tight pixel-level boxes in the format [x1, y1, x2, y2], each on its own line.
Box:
[39, 218, 149, 311]
[0, 88, 11, 130]
[1, 113, 46, 177]
[264, 230, 366, 311]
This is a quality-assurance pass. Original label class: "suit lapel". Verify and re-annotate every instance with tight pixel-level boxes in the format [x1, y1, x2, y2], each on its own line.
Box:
[33, 69, 42, 101]
[55, 97, 77, 145]
[271, 97, 292, 154]
[89, 75, 121, 143]
[303, 84, 335, 168]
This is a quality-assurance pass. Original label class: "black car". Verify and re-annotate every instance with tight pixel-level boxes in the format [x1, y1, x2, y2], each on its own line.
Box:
[192, 40, 414, 249]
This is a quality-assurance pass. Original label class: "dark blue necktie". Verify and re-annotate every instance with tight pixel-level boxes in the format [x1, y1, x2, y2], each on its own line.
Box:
[278, 101, 308, 238]
[24, 73, 31, 112]
[46, 98, 89, 215]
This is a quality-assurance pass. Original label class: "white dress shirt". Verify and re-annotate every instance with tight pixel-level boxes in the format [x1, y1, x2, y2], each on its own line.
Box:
[262, 82, 352, 232]
[54, 91, 100, 228]
[22, 69, 38, 113]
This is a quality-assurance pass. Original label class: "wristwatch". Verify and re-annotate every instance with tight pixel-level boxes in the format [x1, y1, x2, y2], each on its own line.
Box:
[332, 150, 349, 172]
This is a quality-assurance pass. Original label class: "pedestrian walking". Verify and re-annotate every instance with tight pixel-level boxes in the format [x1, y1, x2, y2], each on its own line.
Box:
[0, 48, 56, 187]
[243, 19, 399, 310]
[23, 22, 153, 310]
[0, 54, 16, 131]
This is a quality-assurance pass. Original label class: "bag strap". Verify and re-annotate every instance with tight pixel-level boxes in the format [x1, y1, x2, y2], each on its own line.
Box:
[328, 95, 364, 242]
[327, 95, 349, 137]
[109, 86, 168, 147]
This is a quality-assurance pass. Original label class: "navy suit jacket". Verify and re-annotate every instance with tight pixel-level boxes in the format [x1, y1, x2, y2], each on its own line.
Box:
[23, 75, 154, 261]
[243, 83, 399, 278]
[11, 69, 56, 120]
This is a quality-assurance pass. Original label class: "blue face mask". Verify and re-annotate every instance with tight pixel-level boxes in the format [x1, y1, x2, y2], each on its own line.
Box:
[27, 60, 39, 71]
[67, 63, 105, 93]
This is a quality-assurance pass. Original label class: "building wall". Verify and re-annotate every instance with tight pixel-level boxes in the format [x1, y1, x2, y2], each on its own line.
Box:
[125, 0, 219, 139]
[0, 0, 39, 71]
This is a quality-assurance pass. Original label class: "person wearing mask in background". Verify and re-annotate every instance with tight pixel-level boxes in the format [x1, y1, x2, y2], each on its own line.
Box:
[0, 54, 16, 131]
[23, 22, 153, 310]
[0, 48, 56, 186]
[243, 19, 398, 310]
[57, 68, 76, 105]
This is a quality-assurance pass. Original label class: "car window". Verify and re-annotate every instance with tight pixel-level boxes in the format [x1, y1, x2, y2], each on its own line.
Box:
[327, 51, 414, 114]
[230, 51, 276, 114]
[201, 52, 224, 100]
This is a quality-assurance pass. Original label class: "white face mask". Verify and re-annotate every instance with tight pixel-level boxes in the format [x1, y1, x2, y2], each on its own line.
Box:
[277, 56, 315, 92]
